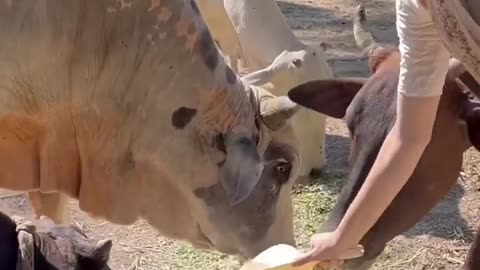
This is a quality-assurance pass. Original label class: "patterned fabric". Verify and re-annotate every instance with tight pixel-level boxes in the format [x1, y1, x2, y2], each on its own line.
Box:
[428, 0, 480, 84]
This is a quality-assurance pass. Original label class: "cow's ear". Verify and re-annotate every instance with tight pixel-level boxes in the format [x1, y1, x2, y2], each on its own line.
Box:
[459, 71, 480, 101]
[287, 78, 366, 119]
[467, 121, 480, 151]
[462, 99, 480, 151]
[458, 71, 480, 150]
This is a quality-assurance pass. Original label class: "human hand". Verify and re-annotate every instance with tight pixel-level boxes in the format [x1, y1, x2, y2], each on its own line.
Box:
[292, 232, 364, 268]
[292, 232, 343, 268]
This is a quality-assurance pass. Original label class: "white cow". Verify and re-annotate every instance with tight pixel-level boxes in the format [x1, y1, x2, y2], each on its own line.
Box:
[226, 0, 333, 180]
[1, 0, 303, 260]
[195, 0, 247, 73]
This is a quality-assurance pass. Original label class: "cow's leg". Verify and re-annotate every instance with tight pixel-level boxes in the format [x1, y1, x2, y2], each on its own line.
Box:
[229, 56, 239, 74]
[291, 109, 326, 184]
[0, 114, 43, 191]
[464, 224, 480, 269]
[344, 258, 377, 270]
[307, 111, 326, 177]
[237, 55, 249, 74]
[0, 112, 76, 225]
[342, 236, 386, 270]
[27, 191, 70, 224]
[226, 55, 239, 73]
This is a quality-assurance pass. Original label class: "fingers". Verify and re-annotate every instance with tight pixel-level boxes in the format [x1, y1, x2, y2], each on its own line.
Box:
[291, 245, 361, 267]
[291, 250, 316, 267]
[338, 245, 365, 260]
[292, 257, 343, 269]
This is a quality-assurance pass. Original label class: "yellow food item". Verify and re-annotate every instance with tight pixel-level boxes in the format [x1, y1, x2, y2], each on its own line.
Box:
[240, 244, 364, 270]
[263, 262, 320, 270]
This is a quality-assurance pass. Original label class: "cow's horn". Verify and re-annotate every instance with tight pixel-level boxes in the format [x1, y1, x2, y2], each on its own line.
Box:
[260, 96, 300, 131]
[447, 57, 466, 80]
[353, 5, 383, 55]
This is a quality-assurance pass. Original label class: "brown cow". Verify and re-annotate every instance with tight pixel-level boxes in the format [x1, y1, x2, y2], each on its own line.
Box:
[287, 5, 480, 270]
[0, 0, 302, 259]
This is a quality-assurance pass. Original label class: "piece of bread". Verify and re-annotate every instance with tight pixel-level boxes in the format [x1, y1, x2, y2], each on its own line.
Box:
[240, 244, 312, 270]
[240, 244, 364, 270]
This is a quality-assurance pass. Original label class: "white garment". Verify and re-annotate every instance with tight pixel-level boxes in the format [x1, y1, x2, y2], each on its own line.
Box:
[396, 0, 451, 97]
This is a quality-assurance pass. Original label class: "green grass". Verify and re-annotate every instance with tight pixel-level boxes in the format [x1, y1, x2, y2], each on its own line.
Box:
[139, 172, 345, 270]
[292, 173, 342, 249]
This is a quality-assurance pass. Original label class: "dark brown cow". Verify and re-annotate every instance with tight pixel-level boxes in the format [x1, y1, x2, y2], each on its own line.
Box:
[0, 211, 112, 270]
[287, 5, 480, 270]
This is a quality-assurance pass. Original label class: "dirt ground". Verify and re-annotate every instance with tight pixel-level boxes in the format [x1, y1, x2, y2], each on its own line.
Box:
[1, 0, 479, 269]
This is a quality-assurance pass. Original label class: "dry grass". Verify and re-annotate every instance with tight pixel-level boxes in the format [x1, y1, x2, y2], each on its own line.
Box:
[1, 133, 477, 270]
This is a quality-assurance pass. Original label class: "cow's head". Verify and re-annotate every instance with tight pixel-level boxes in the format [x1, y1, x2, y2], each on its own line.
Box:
[192, 84, 301, 258]
[153, 1, 302, 256]
[53, 0, 301, 260]
[135, 77, 300, 259]
[285, 5, 480, 269]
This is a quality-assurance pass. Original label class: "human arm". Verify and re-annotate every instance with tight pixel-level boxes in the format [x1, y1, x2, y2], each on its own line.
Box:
[332, 0, 452, 246]
[333, 94, 441, 243]
[293, 0, 451, 265]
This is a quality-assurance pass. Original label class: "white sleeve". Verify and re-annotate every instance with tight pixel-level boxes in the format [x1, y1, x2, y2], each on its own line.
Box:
[396, 0, 451, 97]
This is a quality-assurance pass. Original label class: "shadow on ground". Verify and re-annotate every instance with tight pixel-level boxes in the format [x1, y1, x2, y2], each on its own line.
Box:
[277, 0, 393, 34]
[404, 182, 474, 242]
[277, 0, 397, 77]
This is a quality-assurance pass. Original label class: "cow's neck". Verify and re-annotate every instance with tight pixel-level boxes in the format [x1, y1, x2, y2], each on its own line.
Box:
[79, 0, 258, 224]
[159, 0, 257, 131]
[2, 0, 255, 134]
[137, 0, 255, 132]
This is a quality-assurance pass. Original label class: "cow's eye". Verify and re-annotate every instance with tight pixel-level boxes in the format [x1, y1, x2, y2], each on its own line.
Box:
[274, 161, 291, 185]
[276, 164, 288, 174]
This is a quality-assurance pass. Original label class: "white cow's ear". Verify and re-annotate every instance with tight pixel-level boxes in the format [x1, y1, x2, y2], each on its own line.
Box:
[291, 58, 303, 68]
